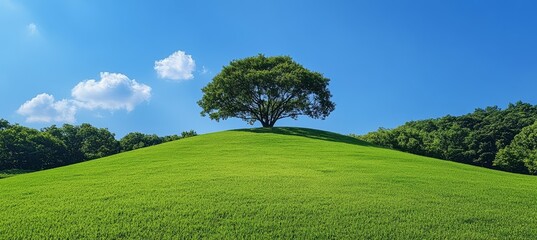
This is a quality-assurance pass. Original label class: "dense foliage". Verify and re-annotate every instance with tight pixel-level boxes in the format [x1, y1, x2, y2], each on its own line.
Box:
[0, 125, 67, 170]
[44, 124, 120, 163]
[495, 121, 537, 174]
[120, 132, 164, 152]
[0, 120, 196, 171]
[358, 101, 537, 174]
[198, 54, 335, 127]
[119, 130, 196, 152]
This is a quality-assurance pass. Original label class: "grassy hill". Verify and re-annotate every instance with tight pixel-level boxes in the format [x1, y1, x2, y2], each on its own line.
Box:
[1, 127, 536, 239]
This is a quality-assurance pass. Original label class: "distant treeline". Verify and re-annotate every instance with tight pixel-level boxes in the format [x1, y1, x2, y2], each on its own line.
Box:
[0, 119, 196, 171]
[357, 101, 537, 175]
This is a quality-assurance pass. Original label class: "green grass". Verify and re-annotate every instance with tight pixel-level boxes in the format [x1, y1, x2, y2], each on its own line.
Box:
[0, 169, 33, 179]
[1, 127, 536, 239]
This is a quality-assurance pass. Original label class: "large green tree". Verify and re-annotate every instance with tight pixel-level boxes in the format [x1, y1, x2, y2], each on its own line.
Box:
[44, 124, 85, 164]
[77, 124, 120, 160]
[44, 123, 120, 161]
[494, 121, 537, 174]
[0, 124, 67, 170]
[198, 54, 335, 127]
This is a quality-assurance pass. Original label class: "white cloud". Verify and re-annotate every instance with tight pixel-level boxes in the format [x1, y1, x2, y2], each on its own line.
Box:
[27, 22, 38, 36]
[71, 72, 151, 111]
[17, 93, 77, 123]
[154, 50, 196, 80]
[17, 73, 152, 123]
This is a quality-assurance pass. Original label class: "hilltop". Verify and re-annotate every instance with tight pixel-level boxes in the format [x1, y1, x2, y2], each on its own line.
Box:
[1, 128, 536, 239]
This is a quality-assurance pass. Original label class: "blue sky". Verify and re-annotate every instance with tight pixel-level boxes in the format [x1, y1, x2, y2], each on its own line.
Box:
[1, 0, 537, 137]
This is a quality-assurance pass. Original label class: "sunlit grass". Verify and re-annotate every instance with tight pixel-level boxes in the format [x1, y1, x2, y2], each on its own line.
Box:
[0, 169, 33, 179]
[1, 127, 536, 239]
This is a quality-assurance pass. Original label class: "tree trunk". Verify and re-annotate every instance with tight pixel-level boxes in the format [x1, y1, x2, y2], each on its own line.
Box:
[266, 119, 276, 127]
[260, 119, 275, 127]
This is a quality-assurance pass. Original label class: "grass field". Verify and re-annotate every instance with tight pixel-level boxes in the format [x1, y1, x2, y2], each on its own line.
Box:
[1, 127, 536, 239]
[0, 169, 34, 179]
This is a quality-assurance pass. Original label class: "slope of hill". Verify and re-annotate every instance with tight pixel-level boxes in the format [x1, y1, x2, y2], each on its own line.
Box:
[1, 128, 536, 239]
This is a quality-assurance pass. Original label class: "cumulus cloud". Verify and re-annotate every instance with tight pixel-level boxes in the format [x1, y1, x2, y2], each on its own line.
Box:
[17, 93, 77, 123]
[17, 72, 152, 123]
[72, 72, 151, 111]
[154, 50, 196, 80]
[27, 22, 38, 36]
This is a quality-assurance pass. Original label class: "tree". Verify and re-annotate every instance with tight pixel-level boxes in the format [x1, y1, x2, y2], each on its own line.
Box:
[181, 130, 197, 138]
[0, 119, 9, 130]
[494, 121, 537, 174]
[357, 101, 537, 174]
[43, 124, 85, 164]
[161, 134, 181, 142]
[2, 121, 194, 171]
[0, 125, 67, 170]
[77, 124, 120, 160]
[120, 132, 162, 152]
[198, 54, 335, 127]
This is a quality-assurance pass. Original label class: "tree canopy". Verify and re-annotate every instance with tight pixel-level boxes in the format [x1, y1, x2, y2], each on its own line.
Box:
[358, 101, 537, 174]
[198, 54, 335, 127]
[495, 121, 537, 174]
[0, 119, 196, 171]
